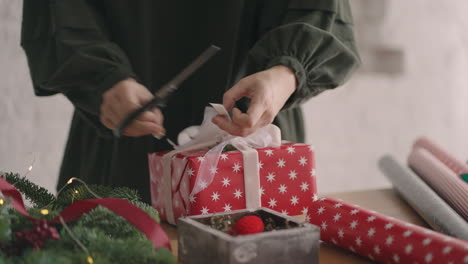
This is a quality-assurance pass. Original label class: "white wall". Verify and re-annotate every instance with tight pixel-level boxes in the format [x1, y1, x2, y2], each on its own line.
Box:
[1, 1, 468, 194]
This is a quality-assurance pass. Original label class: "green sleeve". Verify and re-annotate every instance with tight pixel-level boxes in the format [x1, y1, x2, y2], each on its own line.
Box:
[21, 0, 135, 135]
[247, 0, 361, 108]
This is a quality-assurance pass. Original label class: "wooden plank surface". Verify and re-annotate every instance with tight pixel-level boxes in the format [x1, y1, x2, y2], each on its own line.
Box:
[161, 188, 428, 263]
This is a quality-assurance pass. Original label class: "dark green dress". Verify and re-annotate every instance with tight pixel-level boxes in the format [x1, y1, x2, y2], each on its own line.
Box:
[21, 0, 360, 202]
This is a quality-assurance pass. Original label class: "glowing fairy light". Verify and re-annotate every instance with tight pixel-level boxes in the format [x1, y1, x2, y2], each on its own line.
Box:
[0, 199, 4, 205]
[87, 256, 94, 264]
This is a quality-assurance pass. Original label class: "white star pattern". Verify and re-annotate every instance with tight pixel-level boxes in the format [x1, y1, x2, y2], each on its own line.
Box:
[290, 195, 299, 205]
[301, 207, 308, 215]
[234, 189, 243, 199]
[442, 246, 452, 255]
[405, 244, 413, 254]
[300, 182, 309, 191]
[288, 170, 298, 180]
[311, 169, 317, 176]
[367, 216, 376, 222]
[278, 184, 287, 194]
[186, 167, 194, 176]
[198, 180, 208, 190]
[221, 177, 231, 187]
[266, 172, 276, 182]
[259, 187, 265, 196]
[334, 203, 343, 208]
[197, 156, 205, 162]
[189, 194, 196, 203]
[367, 228, 376, 237]
[373, 246, 381, 255]
[259, 161, 263, 169]
[338, 229, 344, 238]
[422, 238, 432, 246]
[305, 215, 311, 222]
[287, 146, 296, 154]
[384, 223, 394, 230]
[312, 194, 319, 202]
[321, 221, 328, 230]
[350, 209, 359, 215]
[355, 237, 362, 247]
[232, 163, 241, 173]
[317, 207, 325, 215]
[209, 166, 218, 175]
[220, 154, 228, 161]
[333, 213, 342, 222]
[211, 192, 220, 201]
[223, 204, 232, 212]
[393, 254, 400, 263]
[298, 156, 308, 166]
[277, 158, 286, 168]
[201, 207, 209, 215]
[425, 253, 433, 263]
[403, 230, 413, 237]
[265, 149, 274, 156]
[308, 145, 315, 151]
[385, 236, 394, 246]
[281, 210, 289, 216]
[268, 198, 277, 208]
[350, 220, 358, 229]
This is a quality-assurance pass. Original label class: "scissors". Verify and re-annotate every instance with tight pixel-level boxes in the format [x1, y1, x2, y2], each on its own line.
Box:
[113, 45, 221, 137]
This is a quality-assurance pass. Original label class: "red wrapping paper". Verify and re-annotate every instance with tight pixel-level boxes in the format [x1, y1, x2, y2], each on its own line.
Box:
[149, 142, 316, 222]
[308, 197, 468, 263]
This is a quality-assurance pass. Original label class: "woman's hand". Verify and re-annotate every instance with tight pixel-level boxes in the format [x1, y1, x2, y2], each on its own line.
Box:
[100, 78, 165, 137]
[212, 65, 297, 136]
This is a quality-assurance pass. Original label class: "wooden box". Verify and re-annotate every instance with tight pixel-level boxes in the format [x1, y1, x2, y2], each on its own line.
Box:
[177, 208, 319, 264]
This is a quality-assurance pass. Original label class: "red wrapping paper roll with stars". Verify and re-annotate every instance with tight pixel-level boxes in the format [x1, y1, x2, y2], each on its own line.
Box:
[308, 197, 468, 263]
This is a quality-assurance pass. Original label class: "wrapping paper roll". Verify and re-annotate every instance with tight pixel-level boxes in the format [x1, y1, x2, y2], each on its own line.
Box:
[414, 137, 468, 178]
[379, 155, 468, 240]
[408, 148, 468, 220]
[308, 197, 468, 264]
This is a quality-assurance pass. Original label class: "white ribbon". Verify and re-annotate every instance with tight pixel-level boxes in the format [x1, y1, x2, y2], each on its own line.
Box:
[161, 104, 281, 224]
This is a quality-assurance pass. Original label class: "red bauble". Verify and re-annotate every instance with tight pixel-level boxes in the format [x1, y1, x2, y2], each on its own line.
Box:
[232, 215, 264, 235]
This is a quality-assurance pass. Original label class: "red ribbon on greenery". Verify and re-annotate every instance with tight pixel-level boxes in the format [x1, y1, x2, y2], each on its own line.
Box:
[0, 177, 171, 250]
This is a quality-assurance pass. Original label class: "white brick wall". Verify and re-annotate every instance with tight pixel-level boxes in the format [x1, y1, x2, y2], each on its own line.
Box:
[1, 1, 468, 194]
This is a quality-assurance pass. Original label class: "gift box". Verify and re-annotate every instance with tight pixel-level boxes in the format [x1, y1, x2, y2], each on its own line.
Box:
[148, 104, 316, 225]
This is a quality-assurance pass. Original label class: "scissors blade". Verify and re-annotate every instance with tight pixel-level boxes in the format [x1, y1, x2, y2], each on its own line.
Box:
[113, 45, 221, 137]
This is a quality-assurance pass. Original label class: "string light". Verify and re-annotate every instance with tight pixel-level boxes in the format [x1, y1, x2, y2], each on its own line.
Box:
[87, 256, 94, 264]
[40, 209, 49, 215]
[23, 154, 36, 178]
[59, 216, 94, 263]
[0, 199, 4, 205]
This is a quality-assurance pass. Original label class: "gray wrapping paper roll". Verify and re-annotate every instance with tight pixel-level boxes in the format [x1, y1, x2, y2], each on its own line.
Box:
[379, 155, 468, 240]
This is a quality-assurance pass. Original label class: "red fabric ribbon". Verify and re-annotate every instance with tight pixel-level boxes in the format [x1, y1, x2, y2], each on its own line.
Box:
[0, 177, 171, 250]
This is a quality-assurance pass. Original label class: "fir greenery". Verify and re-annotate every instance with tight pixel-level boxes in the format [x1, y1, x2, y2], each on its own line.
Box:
[0, 172, 175, 264]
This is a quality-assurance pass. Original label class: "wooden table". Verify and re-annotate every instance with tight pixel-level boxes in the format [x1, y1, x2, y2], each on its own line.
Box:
[162, 188, 428, 263]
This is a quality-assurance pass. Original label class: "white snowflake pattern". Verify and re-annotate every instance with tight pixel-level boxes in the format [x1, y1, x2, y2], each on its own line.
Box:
[220, 154, 229, 161]
[310, 169, 316, 176]
[197, 156, 205, 162]
[331, 238, 338, 245]
[385, 235, 394, 246]
[232, 163, 242, 173]
[393, 254, 400, 263]
[422, 238, 432, 246]
[278, 184, 287, 194]
[301, 207, 308, 215]
[198, 180, 208, 190]
[287, 146, 296, 154]
[189, 194, 196, 203]
[312, 194, 319, 202]
[259, 161, 263, 169]
[201, 207, 209, 215]
[266, 172, 276, 182]
[333, 213, 342, 222]
[384, 223, 394, 230]
[277, 159, 286, 168]
[210, 166, 218, 175]
[321, 221, 328, 230]
[298, 156, 308, 166]
[268, 198, 277, 208]
[349, 246, 356, 252]
[442, 246, 452, 255]
[334, 203, 343, 208]
[350, 220, 358, 229]
[367, 228, 376, 237]
[288, 170, 298, 180]
[373, 245, 381, 255]
[367, 215, 376, 222]
[211, 192, 220, 201]
[300, 182, 309, 191]
[221, 177, 231, 187]
[234, 189, 243, 199]
[259, 187, 265, 196]
[305, 214, 311, 222]
[223, 204, 232, 212]
[308, 145, 315, 151]
[355, 237, 362, 247]
[403, 230, 413, 237]
[290, 195, 299, 205]
[281, 210, 289, 216]
[425, 253, 433, 263]
[405, 244, 413, 254]
[186, 167, 194, 177]
[317, 206, 325, 215]
[350, 209, 359, 215]
[265, 149, 274, 157]
[338, 229, 344, 238]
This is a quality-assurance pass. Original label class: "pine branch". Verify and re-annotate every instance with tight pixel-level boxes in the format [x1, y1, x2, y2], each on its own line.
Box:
[0, 172, 55, 208]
